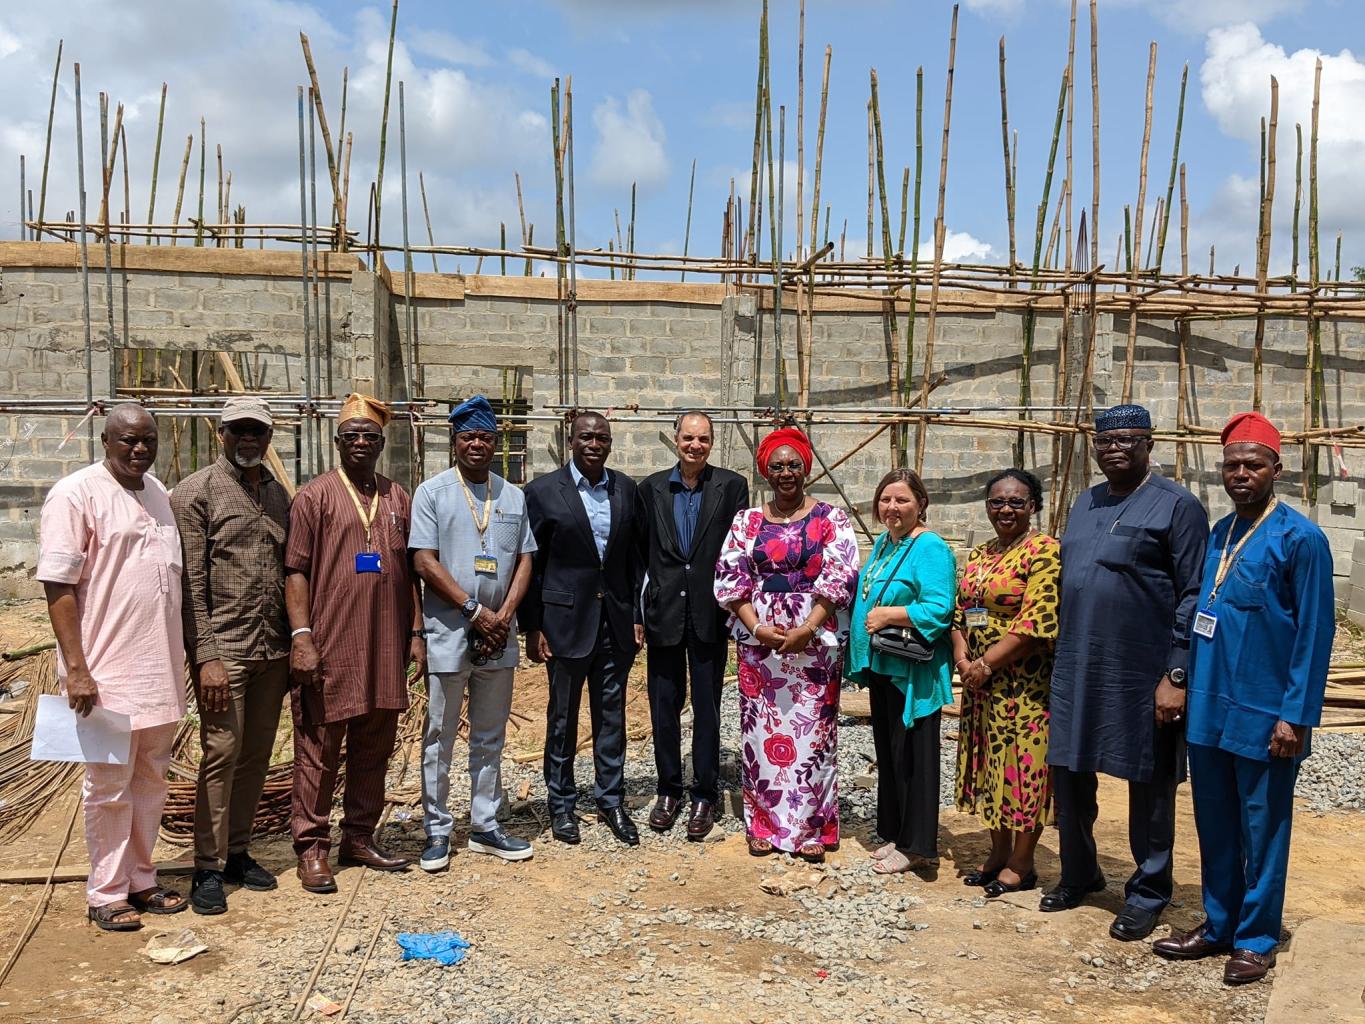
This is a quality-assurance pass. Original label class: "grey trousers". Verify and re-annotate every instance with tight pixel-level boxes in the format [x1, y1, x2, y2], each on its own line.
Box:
[421, 666, 515, 836]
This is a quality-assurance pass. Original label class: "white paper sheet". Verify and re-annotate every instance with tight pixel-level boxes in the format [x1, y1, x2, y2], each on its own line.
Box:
[29, 694, 132, 765]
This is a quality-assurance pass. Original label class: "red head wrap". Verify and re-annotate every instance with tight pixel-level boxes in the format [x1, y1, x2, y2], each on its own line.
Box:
[756, 427, 813, 476]
[1221, 411, 1281, 454]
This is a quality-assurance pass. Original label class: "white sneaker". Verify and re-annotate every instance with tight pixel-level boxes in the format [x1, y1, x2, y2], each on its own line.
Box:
[419, 835, 451, 872]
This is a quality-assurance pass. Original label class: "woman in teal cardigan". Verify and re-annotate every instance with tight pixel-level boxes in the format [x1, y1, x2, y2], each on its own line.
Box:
[845, 468, 957, 874]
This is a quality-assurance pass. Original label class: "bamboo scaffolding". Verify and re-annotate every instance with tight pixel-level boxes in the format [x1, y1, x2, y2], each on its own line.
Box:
[914, 4, 959, 472]
[1253, 77, 1279, 411]
[870, 69, 902, 462]
[998, 37, 1017, 287]
[1088, 0, 1101, 272]
[1306, 59, 1323, 500]
[1154, 64, 1186, 271]
[1121, 42, 1157, 402]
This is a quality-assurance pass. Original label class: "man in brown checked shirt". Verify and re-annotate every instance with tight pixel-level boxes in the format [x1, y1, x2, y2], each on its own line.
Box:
[285, 393, 426, 893]
[172, 396, 291, 915]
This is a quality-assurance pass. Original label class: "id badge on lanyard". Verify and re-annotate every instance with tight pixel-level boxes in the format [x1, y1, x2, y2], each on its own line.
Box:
[1193, 609, 1217, 639]
[965, 607, 989, 629]
[356, 551, 382, 573]
[339, 471, 383, 574]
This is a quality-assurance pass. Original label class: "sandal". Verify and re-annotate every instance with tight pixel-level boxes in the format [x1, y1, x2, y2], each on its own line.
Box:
[870, 842, 897, 861]
[797, 842, 825, 864]
[984, 870, 1038, 898]
[873, 850, 913, 875]
[128, 886, 188, 915]
[747, 837, 774, 857]
[88, 901, 142, 932]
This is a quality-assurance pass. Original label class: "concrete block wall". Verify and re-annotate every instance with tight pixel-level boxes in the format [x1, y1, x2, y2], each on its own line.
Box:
[2, 243, 1363, 600]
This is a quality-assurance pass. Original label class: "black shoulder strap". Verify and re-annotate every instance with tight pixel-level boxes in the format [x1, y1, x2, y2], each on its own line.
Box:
[872, 533, 920, 605]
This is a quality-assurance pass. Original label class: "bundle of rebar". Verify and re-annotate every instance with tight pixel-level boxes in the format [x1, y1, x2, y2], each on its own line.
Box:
[0, 650, 83, 845]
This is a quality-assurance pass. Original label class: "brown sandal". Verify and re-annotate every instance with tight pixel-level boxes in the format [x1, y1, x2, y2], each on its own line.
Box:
[88, 901, 142, 931]
[797, 842, 826, 864]
[747, 837, 774, 857]
[128, 886, 187, 915]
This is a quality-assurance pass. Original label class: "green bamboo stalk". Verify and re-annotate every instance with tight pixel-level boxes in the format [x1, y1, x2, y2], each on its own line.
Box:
[170, 133, 191, 247]
[998, 36, 1017, 286]
[904, 65, 924, 424]
[374, 0, 399, 247]
[1291, 123, 1302, 290]
[628, 181, 637, 281]
[746, 0, 768, 274]
[35, 40, 63, 239]
[870, 69, 901, 460]
[499, 222, 507, 275]
[1334, 230, 1342, 281]
[1153, 63, 1186, 272]
[144, 83, 166, 245]
[808, 45, 831, 257]
[1253, 79, 1278, 411]
[195, 118, 205, 247]
[898, 166, 910, 255]
[681, 157, 696, 282]
[1307, 58, 1322, 500]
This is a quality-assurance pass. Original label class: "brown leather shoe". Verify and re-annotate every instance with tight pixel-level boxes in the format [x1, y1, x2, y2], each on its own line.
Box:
[338, 836, 410, 872]
[685, 800, 716, 841]
[648, 796, 681, 832]
[1152, 923, 1232, 961]
[297, 853, 337, 894]
[1223, 948, 1276, 985]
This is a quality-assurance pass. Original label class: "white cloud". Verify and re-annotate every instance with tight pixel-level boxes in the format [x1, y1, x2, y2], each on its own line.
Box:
[408, 30, 495, 68]
[1196, 22, 1365, 271]
[0, 23, 21, 60]
[506, 48, 556, 79]
[1105, 0, 1305, 32]
[920, 230, 996, 263]
[589, 89, 669, 190]
[962, 0, 1024, 16]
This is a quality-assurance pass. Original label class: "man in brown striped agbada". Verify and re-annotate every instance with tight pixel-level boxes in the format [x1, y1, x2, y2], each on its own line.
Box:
[285, 394, 426, 893]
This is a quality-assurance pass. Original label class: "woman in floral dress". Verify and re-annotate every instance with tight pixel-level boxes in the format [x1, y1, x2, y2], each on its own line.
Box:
[950, 469, 1061, 897]
[714, 427, 860, 862]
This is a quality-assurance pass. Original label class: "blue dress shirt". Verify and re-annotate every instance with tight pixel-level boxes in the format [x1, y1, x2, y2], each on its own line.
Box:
[668, 465, 705, 555]
[569, 460, 611, 562]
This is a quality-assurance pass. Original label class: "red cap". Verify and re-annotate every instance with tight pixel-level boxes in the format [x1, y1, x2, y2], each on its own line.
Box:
[1221, 411, 1281, 453]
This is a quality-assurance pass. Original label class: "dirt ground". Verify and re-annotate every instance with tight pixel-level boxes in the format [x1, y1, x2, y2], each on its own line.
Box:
[1, 600, 1363, 1024]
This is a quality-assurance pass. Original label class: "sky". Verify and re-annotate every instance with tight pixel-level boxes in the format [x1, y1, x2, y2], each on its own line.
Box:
[1, 0, 1362, 279]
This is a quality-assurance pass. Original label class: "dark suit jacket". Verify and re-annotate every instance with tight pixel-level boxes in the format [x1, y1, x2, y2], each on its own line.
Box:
[521, 464, 645, 660]
[636, 464, 750, 647]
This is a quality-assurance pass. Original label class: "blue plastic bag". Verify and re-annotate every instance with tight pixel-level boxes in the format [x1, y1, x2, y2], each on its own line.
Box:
[395, 930, 471, 966]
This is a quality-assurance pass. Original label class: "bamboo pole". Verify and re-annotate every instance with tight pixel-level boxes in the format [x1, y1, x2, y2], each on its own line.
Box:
[680, 158, 696, 282]
[216, 144, 224, 244]
[628, 181, 637, 281]
[1176, 162, 1190, 482]
[998, 37, 1017, 287]
[142, 83, 167, 246]
[1155, 63, 1187, 272]
[1088, 0, 1100, 272]
[801, 45, 832, 409]
[515, 172, 531, 276]
[96, 98, 123, 234]
[195, 118, 206, 247]
[170, 133, 192, 247]
[34, 41, 63, 240]
[338, 68, 350, 248]
[795, 0, 805, 263]
[866, 99, 875, 263]
[903, 65, 924, 455]
[1307, 59, 1323, 500]
[1064, 0, 1077, 271]
[300, 32, 342, 225]
[373, 0, 399, 247]
[870, 69, 902, 462]
[1121, 42, 1157, 403]
[914, 4, 959, 472]
[1253, 77, 1278, 411]
[1291, 124, 1303, 290]
[746, 1, 768, 276]
[418, 172, 438, 273]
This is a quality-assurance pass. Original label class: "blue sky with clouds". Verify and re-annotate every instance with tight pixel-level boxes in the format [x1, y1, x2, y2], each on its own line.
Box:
[2, 1, 1361, 277]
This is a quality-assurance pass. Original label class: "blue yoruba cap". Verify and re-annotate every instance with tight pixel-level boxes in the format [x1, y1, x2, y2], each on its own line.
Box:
[1095, 404, 1152, 432]
[448, 395, 497, 433]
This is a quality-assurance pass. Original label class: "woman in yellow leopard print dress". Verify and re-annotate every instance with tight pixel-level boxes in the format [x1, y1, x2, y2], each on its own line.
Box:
[950, 469, 1060, 898]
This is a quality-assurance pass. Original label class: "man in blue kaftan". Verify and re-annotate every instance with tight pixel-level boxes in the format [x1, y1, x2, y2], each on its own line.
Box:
[1153, 412, 1334, 986]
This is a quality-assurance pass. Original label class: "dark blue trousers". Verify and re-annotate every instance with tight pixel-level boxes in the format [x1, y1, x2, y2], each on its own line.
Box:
[1052, 757, 1179, 913]
[1189, 743, 1298, 955]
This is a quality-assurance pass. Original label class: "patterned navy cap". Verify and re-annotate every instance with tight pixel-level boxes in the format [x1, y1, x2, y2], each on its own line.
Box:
[1094, 404, 1152, 432]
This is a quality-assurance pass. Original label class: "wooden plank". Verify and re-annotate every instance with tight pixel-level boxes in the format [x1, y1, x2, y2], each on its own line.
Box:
[0, 240, 361, 280]
[0, 859, 194, 885]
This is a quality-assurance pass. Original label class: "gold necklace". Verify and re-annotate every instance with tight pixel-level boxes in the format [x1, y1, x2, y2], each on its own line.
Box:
[768, 498, 806, 523]
[967, 528, 1035, 602]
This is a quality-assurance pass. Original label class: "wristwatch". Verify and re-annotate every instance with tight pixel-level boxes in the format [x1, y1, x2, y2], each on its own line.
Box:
[1166, 667, 1187, 689]
[460, 598, 480, 620]
[410, 629, 427, 639]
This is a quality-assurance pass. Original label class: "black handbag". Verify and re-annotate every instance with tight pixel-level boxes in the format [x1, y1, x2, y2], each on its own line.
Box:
[866, 534, 937, 664]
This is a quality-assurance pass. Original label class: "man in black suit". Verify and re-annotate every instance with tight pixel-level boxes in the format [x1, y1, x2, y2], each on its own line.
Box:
[522, 411, 645, 847]
[637, 411, 749, 840]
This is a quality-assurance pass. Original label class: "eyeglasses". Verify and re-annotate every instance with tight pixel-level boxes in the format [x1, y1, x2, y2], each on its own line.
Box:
[338, 430, 383, 444]
[1092, 434, 1150, 451]
[225, 422, 269, 437]
[986, 497, 1030, 510]
[767, 460, 806, 474]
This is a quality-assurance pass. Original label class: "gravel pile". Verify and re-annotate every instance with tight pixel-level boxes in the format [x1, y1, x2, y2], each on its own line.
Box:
[1295, 731, 1365, 811]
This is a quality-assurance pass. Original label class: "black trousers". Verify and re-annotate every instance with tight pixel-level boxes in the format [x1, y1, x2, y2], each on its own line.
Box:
[646, 614, 728, 804]
[543, 618, 636, 815]
[1052, 731, 1180, 913]
[868, 680, 940, 860]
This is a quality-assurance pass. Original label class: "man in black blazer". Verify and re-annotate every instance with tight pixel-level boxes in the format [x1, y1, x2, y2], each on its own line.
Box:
[522, 411, 645, 847]
[636, 411, 749, 840]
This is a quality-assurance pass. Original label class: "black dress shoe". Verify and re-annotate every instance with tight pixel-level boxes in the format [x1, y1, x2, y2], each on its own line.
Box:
[963, 867, 1001, 888]
[984, 870, 1037, 898]
[1109, 903, 1161, 941]
[648, 795, 681, 832]
[598, 806, 640, 846]
[551, 813, 581, 845]
[1038, 873, 1106, 913]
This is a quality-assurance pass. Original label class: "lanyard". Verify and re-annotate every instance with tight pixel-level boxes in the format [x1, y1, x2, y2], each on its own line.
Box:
[459, 473, 494, 550]
[337, 469, 381, 549]
[967, 529, 1035, 603]
[1207, 497, 1278, 605]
